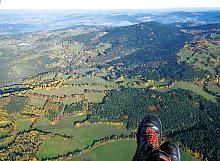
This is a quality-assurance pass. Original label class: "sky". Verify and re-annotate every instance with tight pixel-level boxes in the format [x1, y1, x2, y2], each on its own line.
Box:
[0, 0, 220, 10]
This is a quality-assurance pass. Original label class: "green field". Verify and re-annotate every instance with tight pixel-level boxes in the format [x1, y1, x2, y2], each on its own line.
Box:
[85, 91, 106, 103]
[171, 81, 216, 102]
[96, 43, 111, 52]
[53, 97, 84, 105]
[65, 76, 119, 88]
[77, 68, 99, 75]
[3, 96, 28, 113]
[120, 79, 145, 88]
[28, 96, 47, 109]
[7, 55, 59, 80]
[150, 80, 171, 87]
[40, 73, 57, 80]
[36, 122, 130, 160]
[181, 150, 194, 161]
[70, 140, 197, 161]
[178, 49, 195, 61]
[66, 123, 130, 145]
[36, 137, 82, 160]
[55, 73, 71, 80]
[16, 118, 34, 133]
[177, 42, 220, 75]
[67, 43, 83, 53]
[34, 115, 87, 133]
[207, 84, 220, 94]
[29, 85, 112, 97]
[72, 140, 136, 161]
[181, 150, 200, 161]
[36, 117, 129, 138]
[72, 43, 83, 53]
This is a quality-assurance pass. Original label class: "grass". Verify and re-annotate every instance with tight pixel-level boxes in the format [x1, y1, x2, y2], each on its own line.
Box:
[85, 91, 106, 103]
[120, 79, 145, 88]
[181, 150, 200, 161]
[77, 68, 99, 75]
[181, 150, 193, 161]
[30, 85, 112, 97]
[72, 43, 83, 53]
[64, 43, 83, 54]
[72, 140, 136, 161]
[7, 55, 58, 80]
[171, 81, 216, 102]
[34, 115, 87, 133]
[206, 67, 216, 75]
[151, 81, 171, 87]
[53, 97, 84, 105]
[178, 42, 220, 75]
[3, 96, 28, 113]
[36, 137, 82, 160]
[70, 140, 197, 161]
[65, 76, 119, 88]
[208, 84, 220, 94]
[40, 73, 56, 80]
[28, 96, 47, 109]
[54, 123, 129, 145]
[97, 43, 111, 52]
[16, 118, 34, 133]
[36, 117, 129, 137]
[55, 73, 71, 80]
[178, 49, 194, 61]
[36, 123, 130, 160]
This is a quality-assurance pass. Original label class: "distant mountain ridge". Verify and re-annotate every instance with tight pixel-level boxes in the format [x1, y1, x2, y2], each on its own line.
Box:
[1, 10, 220, 34]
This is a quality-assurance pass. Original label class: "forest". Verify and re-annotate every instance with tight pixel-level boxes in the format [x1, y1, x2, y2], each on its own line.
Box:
[90, 88, 220, 160]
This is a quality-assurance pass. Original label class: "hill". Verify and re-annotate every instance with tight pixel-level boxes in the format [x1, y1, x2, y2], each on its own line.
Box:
[0, 15, 220, 161]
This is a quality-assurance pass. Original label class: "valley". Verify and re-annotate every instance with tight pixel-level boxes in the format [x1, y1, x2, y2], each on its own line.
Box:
[0, 10, 220, 161]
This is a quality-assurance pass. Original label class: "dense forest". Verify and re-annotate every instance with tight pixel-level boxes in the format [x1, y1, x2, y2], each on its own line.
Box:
[104, 22, 205, 80]
[87, 22, 205, 80]
[89, 88, 220, 160]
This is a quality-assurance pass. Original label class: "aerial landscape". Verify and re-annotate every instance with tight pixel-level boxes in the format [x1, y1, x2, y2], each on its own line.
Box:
[0, 3, 220, 161]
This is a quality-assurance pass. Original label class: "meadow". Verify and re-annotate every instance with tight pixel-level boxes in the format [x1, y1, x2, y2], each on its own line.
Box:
[64, 76, 119, 88]
[72, 140, 136, 161]
[16, 118, 34, 133]
[30, 85, 112, 97]
[34, 115, 87, 133]
[36, 137, 83, 160]
[36, 118, 129, 139]
[70, 139, 198, 161]
[171, 81, 216, 102]
[28, 96, 47, 109]
[207, 84, 220, 94]
[85, 91, 106, 103]
[177, 42, 220, 75]
[177, 49, 194, 61]
[52, 97, 84, 105]
[36, 120, 130, 159]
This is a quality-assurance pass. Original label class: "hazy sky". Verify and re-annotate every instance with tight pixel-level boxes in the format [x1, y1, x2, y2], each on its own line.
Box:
[1, 0, 220, 9]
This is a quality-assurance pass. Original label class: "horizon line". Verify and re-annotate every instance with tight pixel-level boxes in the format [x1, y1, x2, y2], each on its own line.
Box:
[0, 7, 220, 11]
